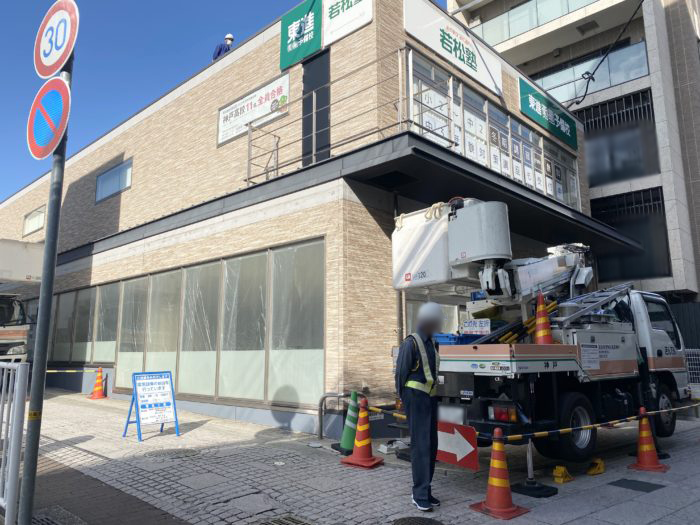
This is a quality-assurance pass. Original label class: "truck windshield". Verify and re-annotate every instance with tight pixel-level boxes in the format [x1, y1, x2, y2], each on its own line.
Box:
[0, 298, 21, 326]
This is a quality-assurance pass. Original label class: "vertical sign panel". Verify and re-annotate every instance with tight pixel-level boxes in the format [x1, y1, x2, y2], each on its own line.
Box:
[404, 0, 503, 95]
[519, 78, 578, 151]
[281, 0, 323, 70]
[323, 0, 374, 46]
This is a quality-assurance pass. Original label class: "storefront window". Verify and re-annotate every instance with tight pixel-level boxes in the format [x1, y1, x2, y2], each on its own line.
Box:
[220, 253, 268, 400]
[146, 271, 181, 381]
[116, 278, 147, 388]
[53, 292, 75, 362]
[94, 283, 120, 363]
[268, 241, 324, 406]
[179, 263, 221, 396]
[72, 288, 96, 363]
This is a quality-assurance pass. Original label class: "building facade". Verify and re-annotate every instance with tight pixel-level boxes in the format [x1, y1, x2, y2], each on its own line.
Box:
[1, 0, 636, 433]
[450, 0, 700, 302]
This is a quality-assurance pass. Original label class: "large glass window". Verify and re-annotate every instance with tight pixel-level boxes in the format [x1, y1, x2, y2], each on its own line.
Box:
[179, 263, 221, 396]
[592, 188, 671, 282]
[116, 278, 147, 388]
[71, 288, 96, 363]
[53, 292, 75, 362]
[268, 241, 324, 405]
[146, 271, 181, 379]
[96, 160, 132, 202]
[219, 253, 267, 400]
[534, 42, 648, 104]
[94, 283, 120, 362]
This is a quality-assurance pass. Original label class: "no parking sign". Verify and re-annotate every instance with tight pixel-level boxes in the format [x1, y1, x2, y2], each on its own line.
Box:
[26, 77, 71, 160]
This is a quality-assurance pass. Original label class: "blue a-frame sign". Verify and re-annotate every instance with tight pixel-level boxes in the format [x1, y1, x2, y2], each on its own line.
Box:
[123, 371, 180, 442]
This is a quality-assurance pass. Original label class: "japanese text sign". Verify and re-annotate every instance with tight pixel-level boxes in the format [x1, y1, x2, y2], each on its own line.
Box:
[323, 0, 373, 47]
[218, 74, 289, 145]
[519, 78, 578, 151]
[281, 0, 323, 70]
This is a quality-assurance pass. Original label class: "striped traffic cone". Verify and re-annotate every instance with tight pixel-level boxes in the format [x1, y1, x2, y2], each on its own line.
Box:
[339, 391, 359, 455]
[88, 367, 107, 399]
[470, 427, 529, 520]
[341, 398, 383, 469]
[534, 291, 554, 344]
[629, 407, 669, 472]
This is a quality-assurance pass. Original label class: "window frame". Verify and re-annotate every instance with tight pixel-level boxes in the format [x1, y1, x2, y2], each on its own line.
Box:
[23, 205, 46, 237]
[95, 159, 133, 203]
[644, 298, 681, 349]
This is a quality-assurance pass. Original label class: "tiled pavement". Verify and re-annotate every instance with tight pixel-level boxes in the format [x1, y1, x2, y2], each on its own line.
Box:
[32, 390, 700, 525]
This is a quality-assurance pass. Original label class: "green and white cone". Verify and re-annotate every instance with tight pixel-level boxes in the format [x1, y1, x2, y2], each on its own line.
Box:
[340, 391, 359, 453]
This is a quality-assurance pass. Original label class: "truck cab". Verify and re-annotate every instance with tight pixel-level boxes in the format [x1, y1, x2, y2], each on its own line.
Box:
[0, 295, 30, 361]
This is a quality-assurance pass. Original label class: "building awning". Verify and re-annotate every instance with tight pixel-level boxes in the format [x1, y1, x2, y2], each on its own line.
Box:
[341, 132, 642, 255]
[56, 131, 640, 267]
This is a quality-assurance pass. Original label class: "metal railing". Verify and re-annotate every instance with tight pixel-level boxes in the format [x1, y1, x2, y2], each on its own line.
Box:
[0, 362, 29, 524]
[245, 47, 464, 186]
[686, 349, 700, 399]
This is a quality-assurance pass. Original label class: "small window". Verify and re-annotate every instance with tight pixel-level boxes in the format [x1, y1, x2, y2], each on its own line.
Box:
[96, 160, 132, 202]
[645, 299, 680, 348]
[23, 205, 46, 236]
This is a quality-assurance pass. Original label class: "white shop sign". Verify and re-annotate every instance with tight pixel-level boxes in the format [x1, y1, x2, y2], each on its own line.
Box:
[404, 0, 503, 95]
[217, 74, 290, 145]
[323, 0, 374, 47]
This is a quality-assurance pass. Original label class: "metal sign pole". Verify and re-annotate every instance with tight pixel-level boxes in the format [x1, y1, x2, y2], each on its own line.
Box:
[18, 54, 74, 525]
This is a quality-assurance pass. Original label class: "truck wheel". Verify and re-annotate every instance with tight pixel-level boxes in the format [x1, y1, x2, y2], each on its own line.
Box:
[654, 383, 676, 438]
[556, 392, 597, 462]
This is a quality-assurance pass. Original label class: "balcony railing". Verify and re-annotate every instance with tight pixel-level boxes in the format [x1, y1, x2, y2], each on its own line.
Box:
[472, 0, 597, 46]
[533, 41, 649, 104]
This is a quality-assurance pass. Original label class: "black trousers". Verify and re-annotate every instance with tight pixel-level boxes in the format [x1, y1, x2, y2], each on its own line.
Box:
[403, 387, 438, 504]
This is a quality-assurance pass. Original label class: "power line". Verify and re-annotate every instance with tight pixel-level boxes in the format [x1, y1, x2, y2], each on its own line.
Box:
[566, 0, 645, 109]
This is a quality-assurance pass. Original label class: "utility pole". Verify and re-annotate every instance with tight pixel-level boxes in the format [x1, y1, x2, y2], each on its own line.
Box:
[20, 2, 80, 522]
[18, 54, 74, 525]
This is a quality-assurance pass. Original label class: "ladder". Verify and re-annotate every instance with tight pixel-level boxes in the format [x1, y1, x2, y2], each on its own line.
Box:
[553, 282, 633, 327]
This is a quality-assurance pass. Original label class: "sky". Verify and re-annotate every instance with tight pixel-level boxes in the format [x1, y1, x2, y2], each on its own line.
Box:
[1, 1, 447, 203]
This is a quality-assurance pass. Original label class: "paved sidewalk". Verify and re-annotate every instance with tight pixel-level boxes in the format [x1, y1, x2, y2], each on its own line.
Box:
[34, 390, 700, 525]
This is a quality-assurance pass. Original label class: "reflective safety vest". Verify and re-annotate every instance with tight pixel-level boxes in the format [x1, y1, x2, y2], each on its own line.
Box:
[404, 333, 440, 396]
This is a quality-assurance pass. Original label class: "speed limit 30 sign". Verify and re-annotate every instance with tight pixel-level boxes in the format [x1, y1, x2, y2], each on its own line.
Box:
[33, 0, 79, 79]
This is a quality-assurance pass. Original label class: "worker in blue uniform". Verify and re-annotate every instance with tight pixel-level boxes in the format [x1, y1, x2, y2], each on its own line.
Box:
[395, 302, 443, 512]
[212, 33, 234, 62]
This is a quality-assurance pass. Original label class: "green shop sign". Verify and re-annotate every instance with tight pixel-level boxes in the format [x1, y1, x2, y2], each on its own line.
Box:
[280, 0, 323, 70]
[519, 78, 577, 151]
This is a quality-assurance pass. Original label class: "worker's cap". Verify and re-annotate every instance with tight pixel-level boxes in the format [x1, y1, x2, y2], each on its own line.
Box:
[225, 33, 234, 41]
[417, 302, 444, 325]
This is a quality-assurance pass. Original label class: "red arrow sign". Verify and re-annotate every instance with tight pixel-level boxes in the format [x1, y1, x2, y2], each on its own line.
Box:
[436, 421, 478, 471]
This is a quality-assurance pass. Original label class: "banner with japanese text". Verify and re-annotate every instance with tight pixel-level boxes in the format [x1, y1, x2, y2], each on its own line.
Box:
[323, 0, 373, 47]
[280, 0, 323, 70]
[519, 78, 578, 151]
[217, 74, 290, 145]
[404, 0, 503, 95]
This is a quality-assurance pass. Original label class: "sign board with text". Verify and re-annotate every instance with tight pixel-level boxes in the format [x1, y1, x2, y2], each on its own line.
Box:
[437, 421, 478, 471]
[519, 78, 578, 151]
[463, 319, 491, 335]
[280, 0, 323, 70]
[123, 371, 180, 442]
[34, 0, 79, 78]
[217, 74, 290, 145]
[323, 0, 373, 47]
[404, 0, 502, 95]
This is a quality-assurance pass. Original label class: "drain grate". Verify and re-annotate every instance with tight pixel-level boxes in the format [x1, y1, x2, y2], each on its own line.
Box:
[32, 505, 87, 525]
[144, 448, 200, 459]
[256, 516, 313, 525]
[392, 519, 444, 525]
[609, 478, 665, 493]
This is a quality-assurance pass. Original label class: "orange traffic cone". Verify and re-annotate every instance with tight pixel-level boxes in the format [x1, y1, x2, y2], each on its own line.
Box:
[341, 398, 383, 469]
[470, 427, 529, 520]
[629, 407, 669, 472]
[534, 291, 553, 344]
[88, 368, 107, 400]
